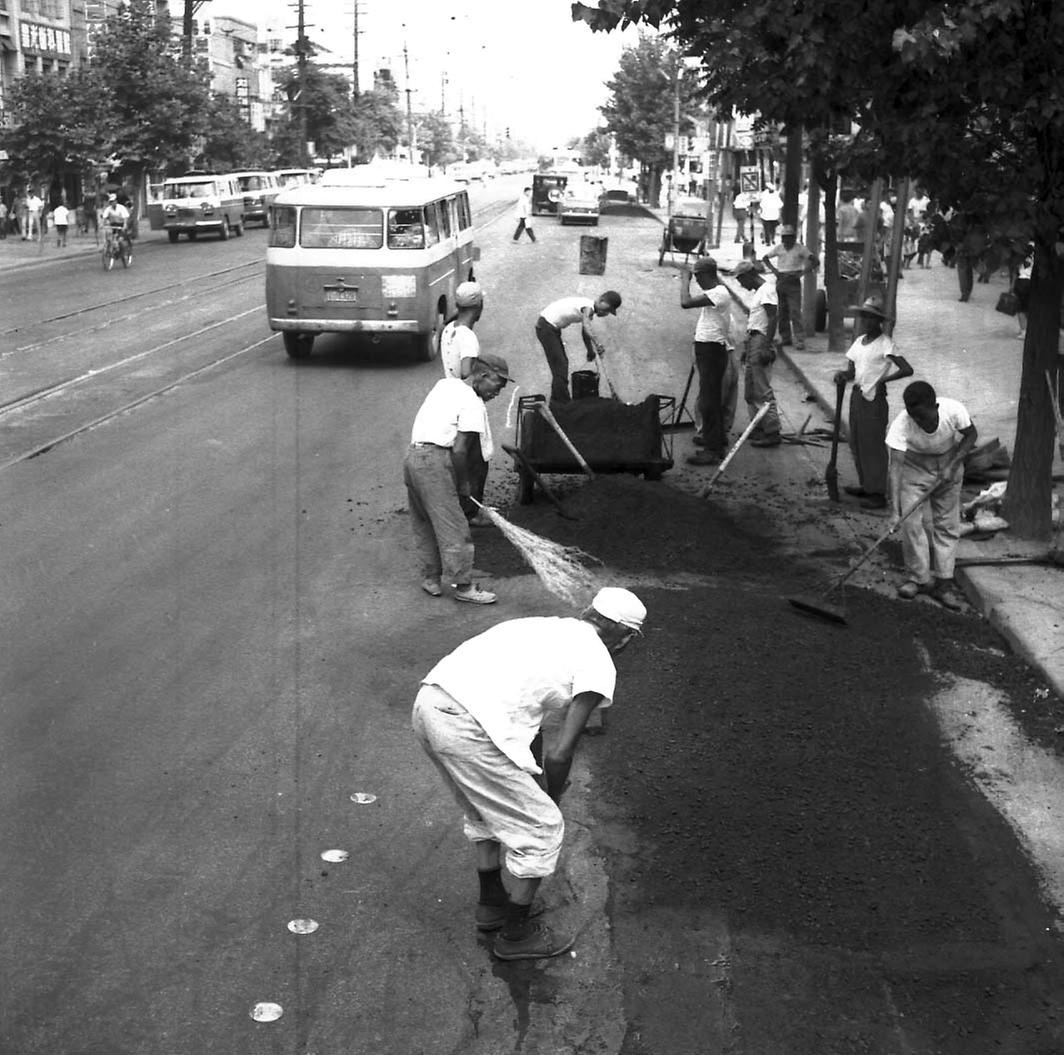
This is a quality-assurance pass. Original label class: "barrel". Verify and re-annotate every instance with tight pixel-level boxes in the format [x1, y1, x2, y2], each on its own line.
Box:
[579, 235, 608, 275]
[571, 369, 600, 399]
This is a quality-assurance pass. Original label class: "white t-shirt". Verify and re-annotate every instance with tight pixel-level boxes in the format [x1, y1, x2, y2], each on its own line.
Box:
[409, 377, 489, 454]
[886, 397, 973, 456]
[422, 617, 617, 774]
[846, 333, 900, 401]
[745, 280, 778, 334]
[53, 205, 70, 226]
[541, 296, 593, 330]
[758, 190, 782, 221]
[517, 195, 533, 221]
[694, 284, 731, 344]
[440, 321, 480, 379]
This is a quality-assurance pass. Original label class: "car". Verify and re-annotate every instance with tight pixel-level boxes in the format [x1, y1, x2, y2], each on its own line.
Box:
[230, 170, 280, 227]
[558, 182, 601, 226]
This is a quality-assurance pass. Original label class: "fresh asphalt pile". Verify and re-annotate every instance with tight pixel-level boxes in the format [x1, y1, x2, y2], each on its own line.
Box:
[476, 472, 1064, 1053]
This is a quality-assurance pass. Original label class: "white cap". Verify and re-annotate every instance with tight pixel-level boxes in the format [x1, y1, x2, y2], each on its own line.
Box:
[590, 587, 646, 632]
[455, 281, 483, 308]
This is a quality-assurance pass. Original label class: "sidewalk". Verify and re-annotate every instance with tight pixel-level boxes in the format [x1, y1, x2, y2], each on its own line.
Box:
[0, 225, 168, 272]
[649, 202, 1064, 701]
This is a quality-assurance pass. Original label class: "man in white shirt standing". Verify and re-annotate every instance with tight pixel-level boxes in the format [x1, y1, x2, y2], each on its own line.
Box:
[412, 586, 646, 960]
[722, 260, 781, 447]
[833, 297, 913, 509]
[762, 224, 818, 351]
[680, 256, 732, 465]
[535, 290, 621, 403]
[757, 182, 782, 244]
[887, 381, 978, 610]
[403, 352, 512, 604]
[440, 281, 483, 380]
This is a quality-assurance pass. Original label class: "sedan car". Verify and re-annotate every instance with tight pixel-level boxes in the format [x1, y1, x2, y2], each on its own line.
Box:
[558, 182, 601, 226]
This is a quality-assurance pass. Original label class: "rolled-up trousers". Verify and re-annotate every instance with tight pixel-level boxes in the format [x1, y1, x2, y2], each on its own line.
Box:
[898, 452, 963, 583]
[403, 444, 474, 586]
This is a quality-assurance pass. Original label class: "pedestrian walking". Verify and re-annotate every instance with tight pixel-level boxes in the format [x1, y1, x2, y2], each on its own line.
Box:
[53, 202, 70, 247]
[403, 353, 512, 604]
[836, 192, 860, 242]
[762, 224, 818, 351]
[680, 257, 732, 465]
[0, 198, 7, 240]
[732, 187, 753, 243]
[534, 291, 621, 403]
[513, 187, 536, 243]
[412, 586, 646, 960]
[721, 260, 781, 447]
[833, 296, 913, 510]
[887, 381, 978, 610]
[949, 211, 987, 302]
[757, 183, 782, 244]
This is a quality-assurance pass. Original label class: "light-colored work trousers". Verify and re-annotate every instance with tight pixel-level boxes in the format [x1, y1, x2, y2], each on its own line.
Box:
[412, 684, 564, 879]
[403, 444, 474, 587]
[743, 332, 780, 436]
[897, 451, 963, 583]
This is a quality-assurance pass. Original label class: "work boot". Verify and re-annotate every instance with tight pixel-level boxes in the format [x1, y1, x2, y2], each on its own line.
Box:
[932, 579, 964, 611]
[421, 578, 442, 597]
[843, 485, 868, 497]
[750, 433, 781, 448]
[475, 900, 546, 932]
[493, 920, 574, 961]
[453, 584, 496, 605]
[859, 493, 888, 510]
[686, 450, 722, 466]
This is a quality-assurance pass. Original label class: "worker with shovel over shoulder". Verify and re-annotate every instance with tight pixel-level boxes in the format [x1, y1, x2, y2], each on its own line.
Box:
[833, 296, 913, 510]
[887, 381, 978, 610]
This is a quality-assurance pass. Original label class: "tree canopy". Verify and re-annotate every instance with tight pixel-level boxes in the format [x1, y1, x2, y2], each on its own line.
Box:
[574, 0, 1064, 539]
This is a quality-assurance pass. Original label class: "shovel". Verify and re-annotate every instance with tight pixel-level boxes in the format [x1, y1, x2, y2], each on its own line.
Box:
[700, 402, 771, 498]
[825, 377, 846, 502]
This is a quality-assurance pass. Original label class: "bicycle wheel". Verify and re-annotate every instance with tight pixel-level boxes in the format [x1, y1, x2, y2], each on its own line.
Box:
[121, 243, 133, 268]
[103, 244, 115, 271]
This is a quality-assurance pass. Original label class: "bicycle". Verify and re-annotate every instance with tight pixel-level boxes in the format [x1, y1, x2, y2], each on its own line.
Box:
[102, 227, 133, 270]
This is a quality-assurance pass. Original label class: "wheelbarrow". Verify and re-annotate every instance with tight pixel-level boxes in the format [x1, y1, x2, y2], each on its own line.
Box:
[658, 211, 709, 267]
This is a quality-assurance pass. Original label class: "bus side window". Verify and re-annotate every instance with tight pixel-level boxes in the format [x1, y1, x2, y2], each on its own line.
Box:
[270, 206, 297, 248]
[388, 208, 425, 249]
[437, 198, 453, 239]
[424, 203, 440, 247]
[456, 192, 472, 231]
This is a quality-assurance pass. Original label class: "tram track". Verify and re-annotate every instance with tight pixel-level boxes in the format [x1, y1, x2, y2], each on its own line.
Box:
[0, 259, 263, 341]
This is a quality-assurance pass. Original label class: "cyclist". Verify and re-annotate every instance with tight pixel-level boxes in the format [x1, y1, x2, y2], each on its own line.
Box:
[100, 194, 131, 256]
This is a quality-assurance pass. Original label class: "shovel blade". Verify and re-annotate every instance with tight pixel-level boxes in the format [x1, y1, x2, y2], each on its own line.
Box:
[786, 594, 848, 625]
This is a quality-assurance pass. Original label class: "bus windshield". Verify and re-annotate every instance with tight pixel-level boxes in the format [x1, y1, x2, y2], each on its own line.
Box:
[300, 207, 383, 249]
[164, 182, 216, 199]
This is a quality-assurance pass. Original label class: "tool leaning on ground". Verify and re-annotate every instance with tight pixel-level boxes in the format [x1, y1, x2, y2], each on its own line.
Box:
[825, 377, 846, 502]
[699, 402, 772, 498]
[536, 401, 595, 479]
[502, 443, 577, 520]
[589, 337, 622, 401]
[787, 470, 955, 625]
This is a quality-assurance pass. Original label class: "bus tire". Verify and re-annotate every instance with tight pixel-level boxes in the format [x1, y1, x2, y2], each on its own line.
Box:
[219, 219, 231, 241]
[262, 213, 271, 229]
[188, 231, 197, 241]
[233, 220, 243, 237]
[814, 288, 827, 332]
[167, 230, 180, 244]
[283, 332, 314, 359]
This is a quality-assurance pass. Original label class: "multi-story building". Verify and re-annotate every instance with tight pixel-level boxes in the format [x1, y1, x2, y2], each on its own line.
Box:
[186, 13, 270, 133]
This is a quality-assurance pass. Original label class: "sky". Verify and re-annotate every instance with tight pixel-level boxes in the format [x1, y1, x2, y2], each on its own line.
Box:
[208, 0, 643, 150]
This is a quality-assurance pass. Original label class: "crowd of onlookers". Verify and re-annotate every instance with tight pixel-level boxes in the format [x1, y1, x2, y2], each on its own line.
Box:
[0, 187, 125, 244]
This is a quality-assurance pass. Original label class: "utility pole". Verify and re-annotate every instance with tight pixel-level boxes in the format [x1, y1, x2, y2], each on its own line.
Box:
[182, 0, 194, 64]
[402, 33, 415, 166]
[296, 0, 310, 166]
[352, 0, 359, 98]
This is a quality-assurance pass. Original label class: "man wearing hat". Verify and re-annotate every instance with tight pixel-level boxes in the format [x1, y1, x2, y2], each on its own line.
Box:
[440, 281, 484, 381]
[404, 351, 513, 603]
[721, 260, 782, 446]
[832, 297, 913, 510]
[412, 586, 646, 960]
[535, 291, 622, 403]
[680, 256, 733, 464]
[763, 224, 818, 350]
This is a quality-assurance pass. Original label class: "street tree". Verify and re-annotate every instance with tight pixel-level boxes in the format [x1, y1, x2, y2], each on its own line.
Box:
[274, 66, 360, 163]
[574, 0, 1064, 540]
[415, 110, 458, 171]
[578, 129, 612, 170]
[598, 34, 698, 205]
[199, 96, 275, 173]
[1, 67, 111, 198]
[89, 0, 213, 232]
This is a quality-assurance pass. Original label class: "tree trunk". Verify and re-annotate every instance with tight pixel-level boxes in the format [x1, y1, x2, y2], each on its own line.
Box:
[802, 178, 821, 335]
[818, 169, 848, 352]
[128, 165, 145, 240]
[782, 124, 802, 227]
[1001, 240, 1062, 539]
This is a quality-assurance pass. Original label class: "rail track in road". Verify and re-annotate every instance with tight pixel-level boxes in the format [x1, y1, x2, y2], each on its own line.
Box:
[0, 194, 517, 475]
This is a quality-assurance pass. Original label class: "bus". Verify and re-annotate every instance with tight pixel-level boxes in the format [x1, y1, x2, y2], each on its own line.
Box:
[265, 175, 477, 359]
[148, 171, 246, 242]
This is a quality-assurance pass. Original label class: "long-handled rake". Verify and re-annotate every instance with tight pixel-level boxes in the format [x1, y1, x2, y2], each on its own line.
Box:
[787, 476, 947, 624]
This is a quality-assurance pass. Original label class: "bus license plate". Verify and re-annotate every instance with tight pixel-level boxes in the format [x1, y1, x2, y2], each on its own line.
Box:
[325, 289, 358, 303]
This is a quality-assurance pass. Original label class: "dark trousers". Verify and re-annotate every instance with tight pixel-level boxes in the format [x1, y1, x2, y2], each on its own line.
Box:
[694, 341, 729, 454]
[956, 254, 974, 300]
[535, 317, 571, 402]
[775, 272, 804, 345]
[848, 385, 888, 496]
[762, 219, 778, 244]
[513, 218, 536, 242]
